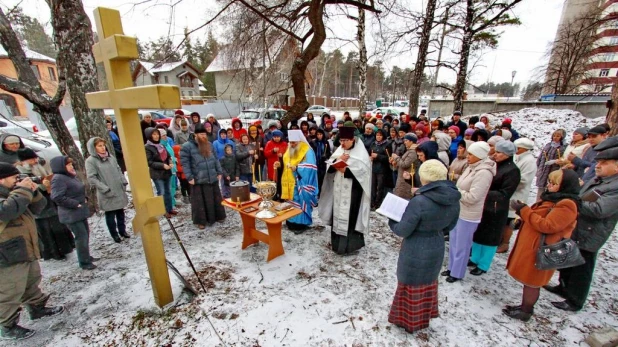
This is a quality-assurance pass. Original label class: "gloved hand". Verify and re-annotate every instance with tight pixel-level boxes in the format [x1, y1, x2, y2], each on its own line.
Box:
[510, 200, 526, 215]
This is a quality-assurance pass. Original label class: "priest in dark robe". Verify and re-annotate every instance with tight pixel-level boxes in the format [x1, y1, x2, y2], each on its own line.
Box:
[319, 126, 371, 255]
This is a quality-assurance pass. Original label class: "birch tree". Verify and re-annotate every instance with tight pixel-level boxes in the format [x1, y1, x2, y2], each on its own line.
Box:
[407, 0, 437, 116]
[357, 5, 368, 117]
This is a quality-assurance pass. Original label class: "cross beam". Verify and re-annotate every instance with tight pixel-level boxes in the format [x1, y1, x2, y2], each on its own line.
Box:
[86, 7, 179, 307]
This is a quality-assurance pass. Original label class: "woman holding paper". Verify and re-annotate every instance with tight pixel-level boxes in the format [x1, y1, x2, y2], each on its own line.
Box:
[387, 159, 460, 333]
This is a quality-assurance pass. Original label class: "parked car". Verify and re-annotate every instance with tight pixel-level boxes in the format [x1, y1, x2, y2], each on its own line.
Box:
[368, 107, 401, 119]
[0, 129, 82, 169]
[0, 118, 39, 138]
[237, 108, 287, 128]
[306, 105, 331, 116]
[365, 103, 376, 111]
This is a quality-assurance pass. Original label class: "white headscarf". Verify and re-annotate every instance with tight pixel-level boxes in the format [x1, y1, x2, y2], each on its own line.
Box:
[287, 129, 309, 145]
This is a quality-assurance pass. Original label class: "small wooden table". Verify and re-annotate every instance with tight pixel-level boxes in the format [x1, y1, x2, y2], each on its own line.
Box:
[222, 200, 302, 262]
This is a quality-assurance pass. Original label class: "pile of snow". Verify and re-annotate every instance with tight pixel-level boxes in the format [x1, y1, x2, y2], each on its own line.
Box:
[7, 107, 616, 347]
[476, 108, 605, 154]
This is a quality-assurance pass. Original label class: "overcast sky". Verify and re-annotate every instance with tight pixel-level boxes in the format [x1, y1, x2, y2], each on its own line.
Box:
[2, 0, 564, 87]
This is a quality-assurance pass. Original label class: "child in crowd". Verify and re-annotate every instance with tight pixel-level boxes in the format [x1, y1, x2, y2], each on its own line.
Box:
[219, 144, 238, 198]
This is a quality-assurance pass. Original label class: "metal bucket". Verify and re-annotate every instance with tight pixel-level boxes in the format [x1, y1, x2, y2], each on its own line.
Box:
[230, 180, 250, 202]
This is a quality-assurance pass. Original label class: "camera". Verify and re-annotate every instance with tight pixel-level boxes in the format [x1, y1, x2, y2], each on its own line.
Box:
[17, 174, 42, 184]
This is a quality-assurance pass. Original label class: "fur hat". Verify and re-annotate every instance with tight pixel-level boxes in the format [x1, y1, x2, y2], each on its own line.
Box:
[514, 138, 534, 150]
[17, 148, 38, 161]
[419, 159, 448, 183]
[468, 141, 490, 160]
[495, 139, 516, 156]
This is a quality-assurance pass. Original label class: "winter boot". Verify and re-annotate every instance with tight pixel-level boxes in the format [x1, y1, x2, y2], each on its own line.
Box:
[497, 227, 513, 253]
[0, 324, 35, 340]
[28, 305, 64, 320]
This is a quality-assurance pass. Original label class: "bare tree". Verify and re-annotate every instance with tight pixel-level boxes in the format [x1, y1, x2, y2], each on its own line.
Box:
[217, 0, 380, 124]
[407, 0, 437, 115]
[450, 0, 522, 112]
[0, 9, 81, 182]
[357, 5, 368, 117]
[46, 0, 110, 158]
[541, 5, 608, 94]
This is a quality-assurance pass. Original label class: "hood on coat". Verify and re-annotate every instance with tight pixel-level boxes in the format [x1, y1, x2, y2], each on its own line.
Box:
[434, 132, 451, 151]
[0, 133, 24, 152]
[217, 129, 231, 142]
[50, 156, 71, 175]
[472, 157, 497, 176]
[144, 127, 159, 143]
[418, 180, 461, 206]
[86, 137, 109, 158]
[417, 141, 440, 161]
[232, 117, 243, 129]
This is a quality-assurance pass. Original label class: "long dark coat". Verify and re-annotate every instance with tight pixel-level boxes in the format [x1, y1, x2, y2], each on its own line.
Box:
[388, 180, 460, 285]
[473, 157, 521, 246]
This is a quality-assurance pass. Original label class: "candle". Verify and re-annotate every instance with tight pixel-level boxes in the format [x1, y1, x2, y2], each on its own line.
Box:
[252, 164, 256, 183]
[258, 165, 262, 182]
[274, 167, 278, 183]
[557, 148, 561, 159]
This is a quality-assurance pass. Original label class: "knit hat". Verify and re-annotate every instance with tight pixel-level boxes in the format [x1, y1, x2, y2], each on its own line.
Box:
[268, 120, 278, 129]
[502, 118, 512, 125]
[514, 138, 534, 150]
[419, 159, 448, 183]
[415, 124, 427, 135]
[0, 162, 20, 179]
[574, 127, 589, 138]
[501, 129, 512, 141]
[194, 124, 207, 134]
[487, 135, 504, 146]
[365, 123, 375, 130]
[448, 126, 461, 136]
[468, 141, 490, 160]
[204, 122, 212, 129]
[404, 133, 418, 143]
[272, 130, 283, 138]
[399, 123, 411, 133]
[175, 109, 184, 116]
[474, 122, 485, 130]
[495, 140, 516, 156]
[2, 135, 20, 145]
[17, 148, 38, 161]
[464, 128, 475, 136]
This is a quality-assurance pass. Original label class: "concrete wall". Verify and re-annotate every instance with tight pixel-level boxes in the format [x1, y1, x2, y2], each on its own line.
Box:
[427, 100, 607, 119]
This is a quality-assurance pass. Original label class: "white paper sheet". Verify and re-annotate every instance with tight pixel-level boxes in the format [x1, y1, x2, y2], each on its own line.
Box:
[375, 193, 409, 222]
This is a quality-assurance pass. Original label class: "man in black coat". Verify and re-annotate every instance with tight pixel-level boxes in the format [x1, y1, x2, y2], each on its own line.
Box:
[545, 136, 618, 311]
[446, 111, 468, 138]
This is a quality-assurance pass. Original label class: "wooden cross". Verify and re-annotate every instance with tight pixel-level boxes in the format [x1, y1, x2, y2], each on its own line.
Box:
[86, 7, 179, 307]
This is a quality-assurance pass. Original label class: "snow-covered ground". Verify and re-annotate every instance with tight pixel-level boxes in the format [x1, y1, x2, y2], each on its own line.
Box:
[7, 108, 616, 346]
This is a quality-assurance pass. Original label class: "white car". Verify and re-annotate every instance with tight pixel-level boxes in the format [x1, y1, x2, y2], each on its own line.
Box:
[37, 117, 79, 140]
[0, 118, 38, 138]
[0, 129, 82, 169]
[306, 105, 331, 116]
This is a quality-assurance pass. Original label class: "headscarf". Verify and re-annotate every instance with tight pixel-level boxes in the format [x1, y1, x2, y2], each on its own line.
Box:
[540, 169, 581, 207]
[145, 127, 168, 161]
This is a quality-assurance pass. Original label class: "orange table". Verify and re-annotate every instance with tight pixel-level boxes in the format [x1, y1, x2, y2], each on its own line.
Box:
[222, 200, 302, 262]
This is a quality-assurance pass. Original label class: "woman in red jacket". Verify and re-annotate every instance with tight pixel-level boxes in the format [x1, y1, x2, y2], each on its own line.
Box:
[264, 130, 288, 200]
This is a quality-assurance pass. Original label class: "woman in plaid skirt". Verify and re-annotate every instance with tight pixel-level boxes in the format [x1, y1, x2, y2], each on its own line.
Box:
[387, 160, 460, 333]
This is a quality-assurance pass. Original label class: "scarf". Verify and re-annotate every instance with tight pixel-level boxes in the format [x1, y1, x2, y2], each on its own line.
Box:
[540, 169, 581, 207]
[97, 151, 109, 159]
[147, 140, 168, 161]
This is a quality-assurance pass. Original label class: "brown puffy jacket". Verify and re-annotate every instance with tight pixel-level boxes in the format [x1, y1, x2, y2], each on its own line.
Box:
[0, 185, 47, 261]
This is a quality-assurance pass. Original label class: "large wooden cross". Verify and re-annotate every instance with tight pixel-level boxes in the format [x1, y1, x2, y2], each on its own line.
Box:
[86, 7, 179, 307]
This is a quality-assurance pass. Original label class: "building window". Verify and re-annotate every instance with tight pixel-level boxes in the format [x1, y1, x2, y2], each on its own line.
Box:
[30, 65, 40, 79]
[610, 37, 618, 45]
[180, 75, 194, 88]
[48, 67, 56, 81]
[164, 76, 169, 83]
[599, 69, 610, 77]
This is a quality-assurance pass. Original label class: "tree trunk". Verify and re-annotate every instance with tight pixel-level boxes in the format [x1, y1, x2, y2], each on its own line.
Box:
[453, 1, 474, 113]
[408, 0, 436, 116]
[47, 0, 110, 211]
[431, 9, 450, 99]
[281, 0, 326, 125]
[318, 53, 330, 97]
[608, 79, 618, 136]
[357, 6, 368, 118]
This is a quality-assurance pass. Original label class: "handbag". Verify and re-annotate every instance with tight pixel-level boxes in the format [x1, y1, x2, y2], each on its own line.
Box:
[535, 234, 585, 270]
[0, 236, 29, 268]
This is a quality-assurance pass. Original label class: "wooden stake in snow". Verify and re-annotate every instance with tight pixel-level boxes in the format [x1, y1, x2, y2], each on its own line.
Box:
[86, 7, 178, 307]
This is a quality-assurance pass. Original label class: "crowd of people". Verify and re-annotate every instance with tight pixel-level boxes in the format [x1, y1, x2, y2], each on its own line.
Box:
[0, 108, 617, 340]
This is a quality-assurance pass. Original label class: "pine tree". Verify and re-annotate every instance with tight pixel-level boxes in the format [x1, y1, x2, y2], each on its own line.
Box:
[7, 7, 56, 57]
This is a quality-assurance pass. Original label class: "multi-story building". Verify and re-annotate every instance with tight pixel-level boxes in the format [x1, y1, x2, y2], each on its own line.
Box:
[545, 0, 618, 93]
[0, 47, 59, 118]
